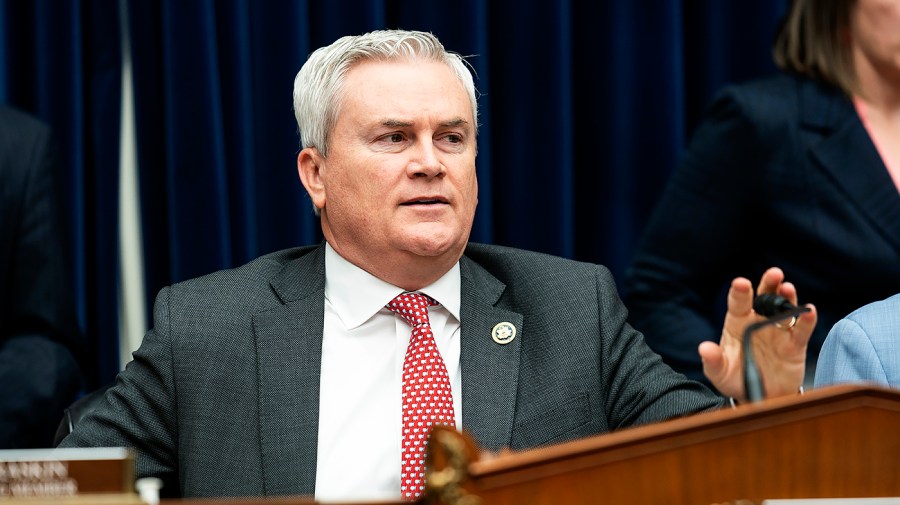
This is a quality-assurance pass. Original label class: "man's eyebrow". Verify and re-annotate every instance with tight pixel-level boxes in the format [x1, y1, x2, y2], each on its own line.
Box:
[378, 118, 470, 129]
[441, 118, 470, 130]
[382, 119, 413, 128]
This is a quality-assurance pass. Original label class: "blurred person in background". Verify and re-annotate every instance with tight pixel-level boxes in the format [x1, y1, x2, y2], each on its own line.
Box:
[623, 0, 900, 387]
[0, 105, 85, 448]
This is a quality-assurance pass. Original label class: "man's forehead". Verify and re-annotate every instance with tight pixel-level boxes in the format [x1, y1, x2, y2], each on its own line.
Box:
[339, 61, 474, 124]
[343, 58, 461, 87]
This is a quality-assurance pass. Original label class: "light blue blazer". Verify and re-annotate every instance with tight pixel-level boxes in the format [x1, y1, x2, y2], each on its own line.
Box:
[814, 293, 900, 388]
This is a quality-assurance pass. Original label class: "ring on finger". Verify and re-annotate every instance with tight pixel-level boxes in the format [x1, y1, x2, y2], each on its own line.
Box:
[774, 316, 798, 330]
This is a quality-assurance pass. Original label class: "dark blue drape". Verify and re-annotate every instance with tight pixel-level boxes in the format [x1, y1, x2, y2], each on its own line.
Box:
[1, 0, 788, 387]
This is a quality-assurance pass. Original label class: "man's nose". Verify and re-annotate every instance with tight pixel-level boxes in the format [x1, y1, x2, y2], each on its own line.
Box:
[407, 140, 445, 178]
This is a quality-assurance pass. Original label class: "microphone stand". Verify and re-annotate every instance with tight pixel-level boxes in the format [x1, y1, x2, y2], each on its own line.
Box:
[742, 306, 811, 403]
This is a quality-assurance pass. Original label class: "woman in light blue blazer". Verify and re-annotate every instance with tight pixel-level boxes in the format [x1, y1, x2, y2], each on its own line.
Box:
[815, 294, 900, 388]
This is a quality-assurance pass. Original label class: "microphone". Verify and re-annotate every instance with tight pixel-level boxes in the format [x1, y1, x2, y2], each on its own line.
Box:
[742, 293, 811, 403]
[752, 293, 798, 317]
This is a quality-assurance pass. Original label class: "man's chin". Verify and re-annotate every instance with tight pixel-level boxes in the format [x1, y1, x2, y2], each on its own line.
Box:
[401, 234, 465, 259]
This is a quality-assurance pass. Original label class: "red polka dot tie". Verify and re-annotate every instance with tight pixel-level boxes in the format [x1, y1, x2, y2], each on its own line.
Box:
[386, 292, 456, 501]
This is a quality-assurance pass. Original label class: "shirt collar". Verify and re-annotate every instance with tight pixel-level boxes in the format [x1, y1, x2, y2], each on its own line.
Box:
[324, 242, 461, 329]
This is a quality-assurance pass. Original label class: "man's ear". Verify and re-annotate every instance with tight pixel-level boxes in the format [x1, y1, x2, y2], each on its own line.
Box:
[297, 147, 326, 211]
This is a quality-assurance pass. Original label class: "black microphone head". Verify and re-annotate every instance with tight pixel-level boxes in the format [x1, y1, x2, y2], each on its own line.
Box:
[753, 293, 796, 316]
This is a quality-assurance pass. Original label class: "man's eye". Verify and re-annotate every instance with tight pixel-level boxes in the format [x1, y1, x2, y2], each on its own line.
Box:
[438, 133, 464, 144]
[387, 133, 404, 143]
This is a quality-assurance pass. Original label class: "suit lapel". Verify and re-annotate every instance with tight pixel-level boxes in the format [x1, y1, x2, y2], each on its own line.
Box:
[252, 246, 524, 490]
[802, 82, 900, 254]
[255, 245, 326, 496]
[458, 256, 522, 451]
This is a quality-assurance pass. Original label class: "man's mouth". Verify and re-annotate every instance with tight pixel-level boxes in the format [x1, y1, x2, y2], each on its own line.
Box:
[400, 197, 448, 206]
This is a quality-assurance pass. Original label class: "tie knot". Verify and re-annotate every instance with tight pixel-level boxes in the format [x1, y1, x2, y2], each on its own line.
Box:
[386, 292, 437, 327]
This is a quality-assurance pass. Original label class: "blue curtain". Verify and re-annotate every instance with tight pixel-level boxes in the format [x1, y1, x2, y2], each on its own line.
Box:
[1, 0, 788, 387]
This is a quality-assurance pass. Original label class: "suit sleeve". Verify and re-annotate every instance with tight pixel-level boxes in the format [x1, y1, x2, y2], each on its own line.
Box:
[814, 318, 889, 387]
[622, 87, 768, 385]
[596, 267, 724, 429]
[0, 116, 84, 448]
[59, 287, 180, 496]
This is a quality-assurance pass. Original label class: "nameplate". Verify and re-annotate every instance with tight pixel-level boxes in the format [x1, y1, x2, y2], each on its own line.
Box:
[0, 448, 134, 499]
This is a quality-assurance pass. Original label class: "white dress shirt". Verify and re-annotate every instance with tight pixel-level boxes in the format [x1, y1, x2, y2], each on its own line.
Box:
[314, 243, 462, 502]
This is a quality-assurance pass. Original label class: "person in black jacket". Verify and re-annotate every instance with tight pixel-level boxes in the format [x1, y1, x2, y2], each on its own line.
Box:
[624, 0, 900, 386]
[0, 105, 85, 448]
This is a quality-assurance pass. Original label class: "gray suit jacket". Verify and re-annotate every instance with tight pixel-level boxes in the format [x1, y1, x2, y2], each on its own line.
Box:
[61, 242, 722, 498]
[814, 293, 900, 388]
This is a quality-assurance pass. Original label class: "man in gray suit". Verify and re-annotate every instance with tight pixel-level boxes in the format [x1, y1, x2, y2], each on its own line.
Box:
[61, 29, 817, 500]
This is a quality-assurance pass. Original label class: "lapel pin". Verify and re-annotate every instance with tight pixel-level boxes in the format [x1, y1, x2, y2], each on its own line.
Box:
[491, 322, 516, 345]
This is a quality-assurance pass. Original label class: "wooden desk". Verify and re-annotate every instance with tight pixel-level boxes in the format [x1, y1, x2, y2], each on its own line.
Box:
[426, 385, 900, 505]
